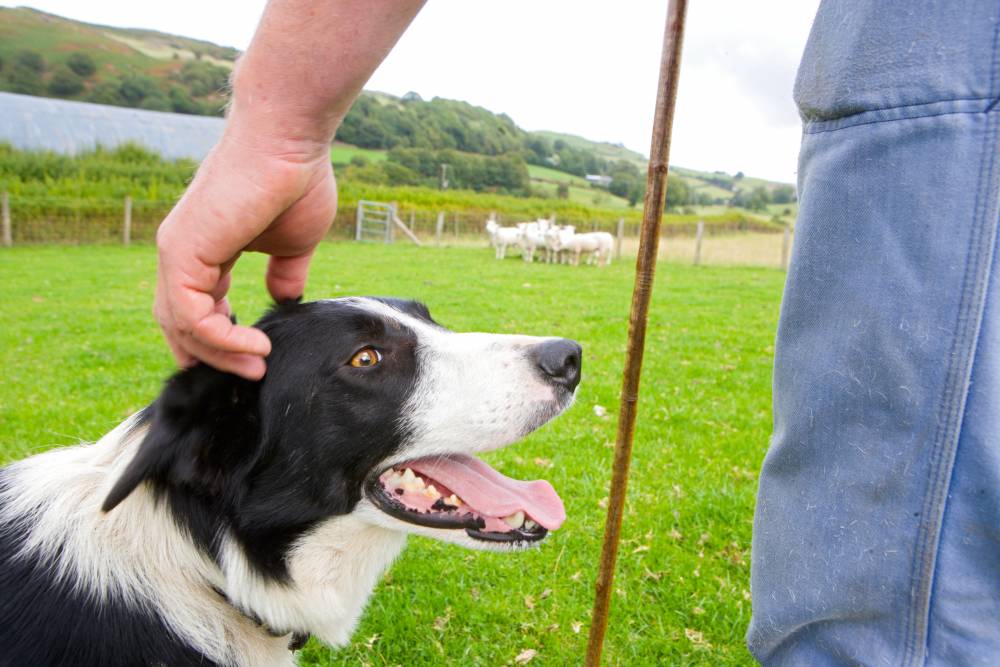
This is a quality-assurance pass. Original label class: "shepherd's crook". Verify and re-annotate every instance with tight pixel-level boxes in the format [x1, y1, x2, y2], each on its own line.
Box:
[584, 1, 688, 664]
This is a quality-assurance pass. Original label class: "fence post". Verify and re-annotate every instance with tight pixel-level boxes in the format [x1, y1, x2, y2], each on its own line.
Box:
[781, 222, 791, 270]
[693, 219, 704, 266]
[453, 213, 459, 240]
[388, 202, 397, 244]
[123, 195, 133, 246]
[615, 218, 625, 259]
[1, 191, 10, 248]
[436, 211, 445, 246]
[355, 202, 363, 241]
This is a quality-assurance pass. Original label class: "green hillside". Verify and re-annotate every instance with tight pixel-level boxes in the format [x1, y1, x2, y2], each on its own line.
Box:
[0, 6, 234, 115]
[0, 6, 794, 214]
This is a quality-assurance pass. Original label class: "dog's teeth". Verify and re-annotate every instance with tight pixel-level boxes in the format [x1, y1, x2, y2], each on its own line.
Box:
[524, 519, 538, 530]
[504, 511, 525, 529]
[401, 468, 416, 482]
[425, 484, 441, 499]
[447, 494, 463, 507]
[413, 476, 425, 489]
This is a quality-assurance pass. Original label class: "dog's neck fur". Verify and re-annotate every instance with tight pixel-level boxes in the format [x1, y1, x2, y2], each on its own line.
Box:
[1, 415, 407, 666]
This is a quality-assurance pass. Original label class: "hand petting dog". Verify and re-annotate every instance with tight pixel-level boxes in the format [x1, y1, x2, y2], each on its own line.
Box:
[154, 0, 426, 380]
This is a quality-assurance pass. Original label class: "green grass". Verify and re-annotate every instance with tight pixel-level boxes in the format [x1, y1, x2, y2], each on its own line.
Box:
[526, 164, 590, 186]
[0, 243, 782, 665]
[527, 164, 636, 210]
[330, 143, 389, 166]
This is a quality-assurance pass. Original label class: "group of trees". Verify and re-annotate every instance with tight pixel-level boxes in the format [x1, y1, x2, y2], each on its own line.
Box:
[338, 93, 624, 180]
[0, 50, 227, 116]
[342, 147, 531, 195]
[338, 94, 526, 156]
[728, 183, 796, 211]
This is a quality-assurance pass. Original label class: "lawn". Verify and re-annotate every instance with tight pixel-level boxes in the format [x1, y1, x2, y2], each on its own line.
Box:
[0, 243, 783, 665]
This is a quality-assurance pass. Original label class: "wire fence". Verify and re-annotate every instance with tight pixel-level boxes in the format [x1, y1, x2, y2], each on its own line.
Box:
[0, 193, 792, 268]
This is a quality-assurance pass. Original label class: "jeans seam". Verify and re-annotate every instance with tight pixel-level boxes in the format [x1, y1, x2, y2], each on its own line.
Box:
[900, 17, 1000, 662]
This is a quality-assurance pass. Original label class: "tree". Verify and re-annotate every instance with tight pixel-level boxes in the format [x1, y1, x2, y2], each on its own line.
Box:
[772, 184, 796, 204]
[6, 64, 44, 95]
[523, 135, 552, 163]
[14, 50, 45, 74]
[87, 80, 125, 106]
[176, 61, 229, 97]
[664, 175, 691, 209]
[47, 66, 85, 96]
[556, 182, 570, 199]
[748, 186, 771, 211]
[139, 93, 172, 112]
[168, 86, 200, 114]
[118, 74, 163, 107]
[66, 52, 97, 78]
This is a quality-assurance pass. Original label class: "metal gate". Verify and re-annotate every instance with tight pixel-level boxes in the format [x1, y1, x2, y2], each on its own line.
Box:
[355, 200, 395, 243]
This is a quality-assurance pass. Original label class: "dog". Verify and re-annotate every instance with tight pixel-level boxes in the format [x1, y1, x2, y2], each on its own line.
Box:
[0, 297, 582, 666]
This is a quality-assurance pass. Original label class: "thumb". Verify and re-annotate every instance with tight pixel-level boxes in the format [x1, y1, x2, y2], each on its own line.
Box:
[266, 251, 315, 302]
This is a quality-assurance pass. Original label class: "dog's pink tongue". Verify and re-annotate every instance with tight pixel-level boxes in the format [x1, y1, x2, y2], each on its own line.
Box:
[409, 455, 565, 530]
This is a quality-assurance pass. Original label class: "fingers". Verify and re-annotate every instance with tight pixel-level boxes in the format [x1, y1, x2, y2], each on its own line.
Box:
[191, 312, 272, 358]
[266, 252, 314, 302]
[155, 268, 270, 380]
[178, 333, 268, 380]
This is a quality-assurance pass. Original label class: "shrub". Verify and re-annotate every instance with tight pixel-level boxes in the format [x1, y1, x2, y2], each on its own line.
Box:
[66, 52, 97, 78]
[14, 50, 45, 74]
[47, 66, 85, 96]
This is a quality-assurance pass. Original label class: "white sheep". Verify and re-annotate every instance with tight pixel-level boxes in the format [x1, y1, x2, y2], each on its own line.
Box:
[544, 225, 576, 264]
[516, 221, 547, 262]
[562, 230, 615, 267]
[485, 219, 522, 260]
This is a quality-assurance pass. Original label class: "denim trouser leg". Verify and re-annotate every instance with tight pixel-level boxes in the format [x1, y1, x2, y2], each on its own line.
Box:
[748, 2, 1000, 664]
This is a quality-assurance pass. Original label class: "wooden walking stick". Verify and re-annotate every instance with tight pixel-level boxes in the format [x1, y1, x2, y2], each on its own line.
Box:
[584, 1, 688, 664]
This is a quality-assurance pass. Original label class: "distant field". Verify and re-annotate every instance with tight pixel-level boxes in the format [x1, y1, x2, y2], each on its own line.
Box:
[530, 180, 635, 210]
[527, 164, 636, 210]
[0, 243, 782, 665]
[330, 143, 389, 165]
[526, 164, 590, 185]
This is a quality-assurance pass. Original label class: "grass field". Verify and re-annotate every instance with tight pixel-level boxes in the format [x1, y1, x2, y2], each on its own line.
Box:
[0, 243, 784, 665]
[330, 143, 390, 166]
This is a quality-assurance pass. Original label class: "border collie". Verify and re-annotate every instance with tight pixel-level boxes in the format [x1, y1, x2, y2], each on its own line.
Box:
[0, 297, 581, 666]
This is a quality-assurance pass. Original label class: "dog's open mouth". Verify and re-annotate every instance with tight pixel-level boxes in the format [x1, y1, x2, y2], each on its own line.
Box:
[366, 454, 565, 544]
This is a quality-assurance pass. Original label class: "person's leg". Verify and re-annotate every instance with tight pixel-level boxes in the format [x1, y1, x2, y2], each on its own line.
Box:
[748, 1, 1000, 664]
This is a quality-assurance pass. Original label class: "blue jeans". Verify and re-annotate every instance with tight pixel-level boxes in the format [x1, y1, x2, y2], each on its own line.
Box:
[748, 2, 1000, 665]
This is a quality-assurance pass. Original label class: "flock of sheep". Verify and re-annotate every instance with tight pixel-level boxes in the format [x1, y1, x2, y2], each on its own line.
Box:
[485, 217, 615, 267]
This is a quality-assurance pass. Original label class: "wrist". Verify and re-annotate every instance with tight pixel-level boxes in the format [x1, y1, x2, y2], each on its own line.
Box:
[228, 59, 342, 153]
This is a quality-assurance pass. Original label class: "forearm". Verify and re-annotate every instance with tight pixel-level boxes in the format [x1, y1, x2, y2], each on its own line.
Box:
[228, 0, 426, 154]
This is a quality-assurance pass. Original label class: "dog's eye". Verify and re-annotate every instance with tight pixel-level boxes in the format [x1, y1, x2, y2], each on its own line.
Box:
[349, 348, 382, 368]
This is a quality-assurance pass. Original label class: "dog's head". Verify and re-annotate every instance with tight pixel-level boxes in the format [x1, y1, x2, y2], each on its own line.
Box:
[103, 297, 580, 578]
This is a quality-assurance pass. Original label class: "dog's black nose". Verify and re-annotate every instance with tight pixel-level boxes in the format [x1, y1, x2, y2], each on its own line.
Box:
[532, 339, 582, 392]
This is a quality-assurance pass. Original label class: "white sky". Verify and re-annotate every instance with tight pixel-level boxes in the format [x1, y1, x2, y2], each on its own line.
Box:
[3, 1, 820, 183]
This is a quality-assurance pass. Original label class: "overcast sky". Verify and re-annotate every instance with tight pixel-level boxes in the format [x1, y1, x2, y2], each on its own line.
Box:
[3, 1, 821, 183]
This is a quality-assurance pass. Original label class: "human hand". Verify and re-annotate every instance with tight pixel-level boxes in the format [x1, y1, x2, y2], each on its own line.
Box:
[154, 129, 337, 380]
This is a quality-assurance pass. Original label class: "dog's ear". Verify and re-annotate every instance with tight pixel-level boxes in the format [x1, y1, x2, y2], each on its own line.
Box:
[102, 365, 261, 513]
